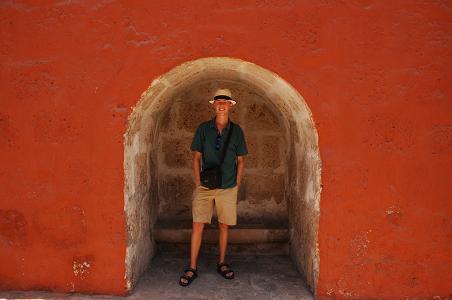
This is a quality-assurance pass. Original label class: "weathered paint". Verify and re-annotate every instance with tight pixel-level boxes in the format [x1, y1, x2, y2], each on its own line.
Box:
[0, 1, 450, 298]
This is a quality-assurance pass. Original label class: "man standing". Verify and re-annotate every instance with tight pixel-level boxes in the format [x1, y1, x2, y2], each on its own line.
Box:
[179, 88, 248, 286]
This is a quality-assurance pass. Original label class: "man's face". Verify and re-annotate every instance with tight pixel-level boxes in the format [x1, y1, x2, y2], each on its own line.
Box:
[213, 99, 232, 115]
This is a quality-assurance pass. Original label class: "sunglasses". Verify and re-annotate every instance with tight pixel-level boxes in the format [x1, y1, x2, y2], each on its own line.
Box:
[215, 133, 222, 150]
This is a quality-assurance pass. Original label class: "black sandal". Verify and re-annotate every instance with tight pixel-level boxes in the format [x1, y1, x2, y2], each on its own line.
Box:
[217, 262, 234, 279]
[179, 267, 198, 287]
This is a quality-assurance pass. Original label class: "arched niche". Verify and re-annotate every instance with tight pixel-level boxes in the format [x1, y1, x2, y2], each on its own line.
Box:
[123, 57, 322, 293]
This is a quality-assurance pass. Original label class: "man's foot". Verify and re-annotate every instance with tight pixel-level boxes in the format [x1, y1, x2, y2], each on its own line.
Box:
[179, 267, 198, 286]
[217, 262, 234, 279]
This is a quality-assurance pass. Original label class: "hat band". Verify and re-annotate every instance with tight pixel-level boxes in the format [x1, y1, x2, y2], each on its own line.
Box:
[214, 95, 232, 100]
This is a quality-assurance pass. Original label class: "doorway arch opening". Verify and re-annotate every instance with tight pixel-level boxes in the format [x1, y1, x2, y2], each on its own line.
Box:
[123, 57, 322, 293]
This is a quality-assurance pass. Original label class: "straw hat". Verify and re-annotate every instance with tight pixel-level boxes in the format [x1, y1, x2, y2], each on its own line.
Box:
[209, 88, 236, 105]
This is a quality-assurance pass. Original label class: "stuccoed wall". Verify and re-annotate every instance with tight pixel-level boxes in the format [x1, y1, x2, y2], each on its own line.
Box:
[1, 1, 450, 298]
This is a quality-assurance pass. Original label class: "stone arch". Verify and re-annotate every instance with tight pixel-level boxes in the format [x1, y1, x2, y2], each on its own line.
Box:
[123, 57, 322, 293]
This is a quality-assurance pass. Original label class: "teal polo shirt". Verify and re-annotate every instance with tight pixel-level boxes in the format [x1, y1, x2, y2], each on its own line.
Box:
[190, 118, 248, 189]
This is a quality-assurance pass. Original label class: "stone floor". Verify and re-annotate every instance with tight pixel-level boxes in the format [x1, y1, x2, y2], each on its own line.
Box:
[0, 252, 313, 300]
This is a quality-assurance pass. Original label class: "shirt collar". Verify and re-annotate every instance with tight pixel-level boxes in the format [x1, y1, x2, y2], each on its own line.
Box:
[209, 117, 231, 131]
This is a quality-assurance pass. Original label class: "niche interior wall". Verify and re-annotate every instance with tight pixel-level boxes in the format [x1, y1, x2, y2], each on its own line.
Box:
[156, 80, 289, 224]
[123, 57, 322, 292]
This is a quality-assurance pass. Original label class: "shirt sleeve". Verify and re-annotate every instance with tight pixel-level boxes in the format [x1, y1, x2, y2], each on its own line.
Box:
[236, 126, 248, 156]
[190, 125, 203, 152]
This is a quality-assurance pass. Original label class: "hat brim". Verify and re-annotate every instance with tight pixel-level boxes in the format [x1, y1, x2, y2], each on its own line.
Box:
[209, 99, 236, 105]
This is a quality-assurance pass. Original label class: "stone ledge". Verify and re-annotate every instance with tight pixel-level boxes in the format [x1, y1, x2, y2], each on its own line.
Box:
[154, 224, 289, 244]
[156, 242, 290, 256]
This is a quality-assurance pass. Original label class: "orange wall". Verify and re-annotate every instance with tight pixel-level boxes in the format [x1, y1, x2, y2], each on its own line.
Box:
[1, 1, 450, 298]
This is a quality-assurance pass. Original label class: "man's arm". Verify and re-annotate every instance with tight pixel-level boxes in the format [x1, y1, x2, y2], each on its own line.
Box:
[193, 151, 202, 187]
[236, 155, 245, 188]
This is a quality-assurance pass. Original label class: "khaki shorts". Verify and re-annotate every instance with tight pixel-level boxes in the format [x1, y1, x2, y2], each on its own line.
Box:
[192, 185, 238, 226]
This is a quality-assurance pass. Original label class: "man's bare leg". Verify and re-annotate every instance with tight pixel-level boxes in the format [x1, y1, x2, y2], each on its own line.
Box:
[190, 222, 205, 269]
[180, 221, 204, 285]
[218, 222, 233, 277]
[218, 222, 229, 263]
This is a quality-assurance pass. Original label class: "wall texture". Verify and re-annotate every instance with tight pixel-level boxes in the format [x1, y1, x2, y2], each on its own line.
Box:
[0, 1, 451, 298]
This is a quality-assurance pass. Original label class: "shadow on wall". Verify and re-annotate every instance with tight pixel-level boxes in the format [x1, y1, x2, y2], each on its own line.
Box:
[123, 57, 322, 294]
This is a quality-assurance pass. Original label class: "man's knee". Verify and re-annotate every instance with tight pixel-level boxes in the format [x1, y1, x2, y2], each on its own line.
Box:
[219, 222, 229, 231]
[192, 222, 205, 232]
